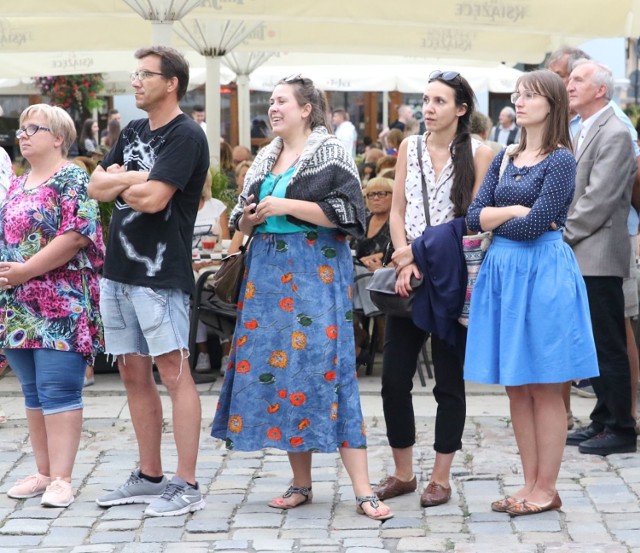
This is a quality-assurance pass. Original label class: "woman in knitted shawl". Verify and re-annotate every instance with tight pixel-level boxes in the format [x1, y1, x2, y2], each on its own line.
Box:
[211, 76, 393, 521]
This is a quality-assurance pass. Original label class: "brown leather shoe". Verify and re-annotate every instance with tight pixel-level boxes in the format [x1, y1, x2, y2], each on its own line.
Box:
[373, 475, 417, 501]
[420, 481, 451, 507]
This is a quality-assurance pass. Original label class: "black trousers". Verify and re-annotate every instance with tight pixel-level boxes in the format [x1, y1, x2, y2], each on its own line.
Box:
[381, 315, 467, 453]
[584, 276, 636, 436]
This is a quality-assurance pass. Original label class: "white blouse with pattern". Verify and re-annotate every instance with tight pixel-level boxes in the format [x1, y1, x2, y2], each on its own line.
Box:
[404, 133, 482, 242]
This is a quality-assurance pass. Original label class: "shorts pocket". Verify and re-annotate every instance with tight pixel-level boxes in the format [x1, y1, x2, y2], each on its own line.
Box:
[136, 287, 168, 333]
[99, 280, 126, 330]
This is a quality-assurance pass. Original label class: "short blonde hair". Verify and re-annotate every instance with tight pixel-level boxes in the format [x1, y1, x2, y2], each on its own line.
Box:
[234, 160, 252, 177]
[20, 104, 77, 157]
[363, 176, 393, 195]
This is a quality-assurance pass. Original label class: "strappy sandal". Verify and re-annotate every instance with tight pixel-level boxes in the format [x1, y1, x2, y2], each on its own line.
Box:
[268, 485, 312, 509]
[490, 496, 518, 512]
[506, 492, 562, 516]
[356, 495, 394, 521]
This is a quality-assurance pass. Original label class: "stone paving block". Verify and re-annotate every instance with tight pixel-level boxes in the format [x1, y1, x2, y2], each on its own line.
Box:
[185, 518, 229, 533]
[456, 544, 536, 552]
[121, 544, 166, 553]
[232, 528, 279, 540]
[96, 519, 141, 531]
[511, 514, 562, 532]
[90, 530, 137, 544]
[251, 538, 295, 550]
[0, 518, 51, 534]
[98, 504, 146, 520]
[0, 535, 43, 547]
[231, 512, 283, 528]
[343, 538, 385, 548]
[51, 516, 96, 528]
[280, 529, 331, 539]
[140, 525, 184, 542]
[70, 546, 118, 553]
[40, 526, 91, 547]
[211, 539, 251, 550]
[344, 548, 391, 553]
[467, 521, 513, 535]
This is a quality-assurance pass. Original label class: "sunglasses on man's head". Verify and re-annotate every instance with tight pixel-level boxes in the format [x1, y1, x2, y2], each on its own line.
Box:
[428, 70, 461, 83]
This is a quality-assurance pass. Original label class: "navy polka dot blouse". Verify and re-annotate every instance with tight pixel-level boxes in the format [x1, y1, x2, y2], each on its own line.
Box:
[467, 148, 576, 241]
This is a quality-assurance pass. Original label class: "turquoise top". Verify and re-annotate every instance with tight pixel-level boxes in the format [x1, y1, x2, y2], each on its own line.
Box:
[257, 164, 317, 233]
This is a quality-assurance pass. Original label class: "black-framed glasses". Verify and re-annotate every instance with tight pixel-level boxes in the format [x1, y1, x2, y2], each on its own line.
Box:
[366, 191, 392, 200]
[510, 90, 547, 104]
[15, 124, 52, 139]
[428, 70, 460, 83]
[130, 69, 164, 82]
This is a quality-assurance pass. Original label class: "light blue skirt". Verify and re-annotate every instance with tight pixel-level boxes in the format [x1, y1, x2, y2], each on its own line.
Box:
[464, 232, 599, 386]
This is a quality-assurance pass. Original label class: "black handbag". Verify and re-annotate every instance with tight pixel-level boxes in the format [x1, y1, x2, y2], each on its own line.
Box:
[366, 135, 429, 318]
[212, 230, 254, 305]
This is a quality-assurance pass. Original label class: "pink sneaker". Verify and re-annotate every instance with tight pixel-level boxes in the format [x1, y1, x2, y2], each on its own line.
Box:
[7, 473, 51, 499]
[41, 478, 74, 508]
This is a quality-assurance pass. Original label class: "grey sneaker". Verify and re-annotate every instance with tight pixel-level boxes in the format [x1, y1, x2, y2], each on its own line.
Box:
[96, 469, 167, 507]
[144, 476, 205, 517]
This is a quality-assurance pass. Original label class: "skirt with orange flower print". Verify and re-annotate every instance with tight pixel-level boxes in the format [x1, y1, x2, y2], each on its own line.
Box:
[211, 230, 367, 452]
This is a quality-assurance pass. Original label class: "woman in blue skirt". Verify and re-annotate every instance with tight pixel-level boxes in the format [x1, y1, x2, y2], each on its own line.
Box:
[211, 76, 392, 521]
[465, 70, 599, 516]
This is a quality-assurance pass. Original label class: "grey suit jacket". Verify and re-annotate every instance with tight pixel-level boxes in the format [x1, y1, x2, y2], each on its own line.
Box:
[564, 106, 636, 277]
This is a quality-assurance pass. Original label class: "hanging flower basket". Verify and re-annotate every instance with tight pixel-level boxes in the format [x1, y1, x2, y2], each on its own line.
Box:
[33, 74, 105, 117]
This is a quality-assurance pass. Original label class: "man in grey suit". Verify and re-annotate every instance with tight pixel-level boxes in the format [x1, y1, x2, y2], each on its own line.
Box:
[564, 60, 638, 455]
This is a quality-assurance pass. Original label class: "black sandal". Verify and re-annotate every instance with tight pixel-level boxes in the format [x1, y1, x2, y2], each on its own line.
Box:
[356, 495, 394, 521]
[268, 485, 313, 510]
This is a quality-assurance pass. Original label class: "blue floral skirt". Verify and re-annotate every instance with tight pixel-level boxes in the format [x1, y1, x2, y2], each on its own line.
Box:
[211, 231, 367, 452]
[464, 232, 599, 386]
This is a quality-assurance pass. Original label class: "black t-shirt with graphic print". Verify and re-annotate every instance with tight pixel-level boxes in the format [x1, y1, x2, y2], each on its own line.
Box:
[100, 114, 209, 295]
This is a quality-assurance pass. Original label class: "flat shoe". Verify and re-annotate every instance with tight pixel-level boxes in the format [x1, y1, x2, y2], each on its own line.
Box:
[490, 496, 518, 512]
[356, 495, 394, 521]
[373, 475, 417, 501]
[267, 485, 312, 510]
[506, 492, 562, 516]
[420, 481, 451, 507]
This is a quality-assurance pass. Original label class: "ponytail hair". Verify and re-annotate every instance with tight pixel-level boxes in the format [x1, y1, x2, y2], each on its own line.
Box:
[429, 73, 477, 216]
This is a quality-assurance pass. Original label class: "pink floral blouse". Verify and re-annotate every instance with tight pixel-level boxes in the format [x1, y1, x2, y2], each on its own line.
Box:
[0, 163, 105, 361]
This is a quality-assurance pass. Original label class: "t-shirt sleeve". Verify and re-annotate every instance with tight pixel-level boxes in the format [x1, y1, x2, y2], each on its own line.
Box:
[56, 166, 105, 270]
[148, 133, 206, 192]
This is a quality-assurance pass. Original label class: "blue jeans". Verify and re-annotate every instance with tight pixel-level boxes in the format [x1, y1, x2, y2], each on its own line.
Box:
[5, 348, 85, 415]
[99, 278, 190, 357]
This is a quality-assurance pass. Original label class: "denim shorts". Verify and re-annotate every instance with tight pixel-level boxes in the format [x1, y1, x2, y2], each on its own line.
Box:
[4, 348, 85, 415]
[99, 278, 190, 357]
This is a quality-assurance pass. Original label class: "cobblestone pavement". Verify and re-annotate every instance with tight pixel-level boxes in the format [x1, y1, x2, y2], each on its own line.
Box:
[0, 369, 639, 553]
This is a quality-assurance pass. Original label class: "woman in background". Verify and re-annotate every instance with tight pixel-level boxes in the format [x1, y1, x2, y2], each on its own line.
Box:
[79, 118, 99, 156]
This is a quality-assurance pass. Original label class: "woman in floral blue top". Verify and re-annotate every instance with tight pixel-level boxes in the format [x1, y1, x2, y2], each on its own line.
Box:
[0, 104, 105, 508]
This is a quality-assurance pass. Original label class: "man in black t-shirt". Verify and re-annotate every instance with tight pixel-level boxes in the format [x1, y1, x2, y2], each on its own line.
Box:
[88, 46, 209, 518]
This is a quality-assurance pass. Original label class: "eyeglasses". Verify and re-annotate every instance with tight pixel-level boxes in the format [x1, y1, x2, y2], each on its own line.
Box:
[510, 91, 547, 104]
[130, 69, 164, 82]
[366, 191, 392, 199]
[428, 70, 461, 83]
[15, 124, 52, 139]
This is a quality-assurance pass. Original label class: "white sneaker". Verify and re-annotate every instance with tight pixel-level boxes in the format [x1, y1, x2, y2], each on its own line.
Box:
[41, 478, 74, 508]
[220, 355, 229, 376]
[194, 352, 211, 373]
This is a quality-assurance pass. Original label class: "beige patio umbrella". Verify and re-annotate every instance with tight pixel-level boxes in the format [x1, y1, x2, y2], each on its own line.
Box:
[1, 0, 638, 158]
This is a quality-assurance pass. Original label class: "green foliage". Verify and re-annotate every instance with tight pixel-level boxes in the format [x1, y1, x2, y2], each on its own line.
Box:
[99, 201, 114, 244]
[624, 104, 640, 127]
[210, 166, 236, 212]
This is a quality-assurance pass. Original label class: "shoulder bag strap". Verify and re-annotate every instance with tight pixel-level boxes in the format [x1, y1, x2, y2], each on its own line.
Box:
[415, 134, 431, 227]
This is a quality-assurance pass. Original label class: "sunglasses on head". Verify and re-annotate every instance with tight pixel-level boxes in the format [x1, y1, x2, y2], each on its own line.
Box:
[282, 73, 304, 83]
[428, 70, 461, 83]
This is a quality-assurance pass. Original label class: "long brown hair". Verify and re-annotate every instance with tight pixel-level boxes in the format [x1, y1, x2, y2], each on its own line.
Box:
[512, 70, 572, 155]
[277, 76, 332, 131]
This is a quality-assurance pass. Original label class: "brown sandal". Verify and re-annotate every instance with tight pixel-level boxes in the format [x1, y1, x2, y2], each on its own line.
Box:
[506, 492, 562, 516]
[490, 496, 517, 512]
[268, 485, 312, 510]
